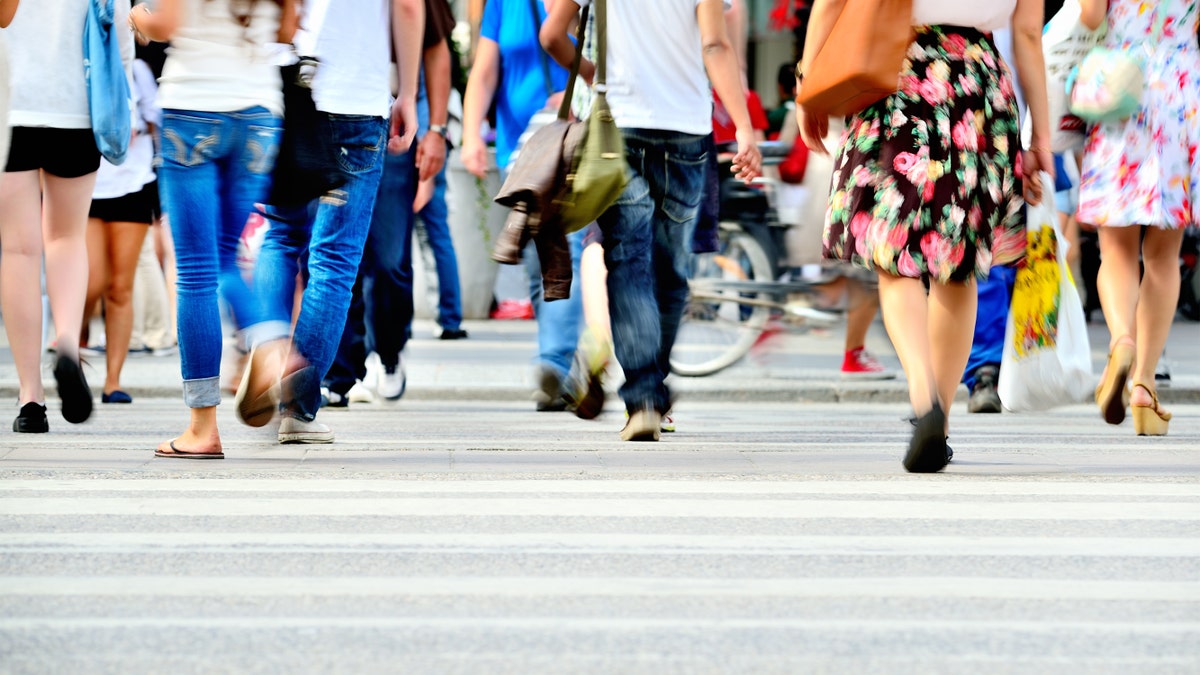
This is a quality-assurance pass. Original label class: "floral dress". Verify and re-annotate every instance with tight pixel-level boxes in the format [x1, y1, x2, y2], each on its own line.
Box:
[822, 26, 1026, 284]
[1077, 0, 1200, 229]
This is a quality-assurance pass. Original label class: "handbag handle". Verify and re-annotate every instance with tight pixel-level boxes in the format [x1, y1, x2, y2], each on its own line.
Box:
[556, 2, 597, 121]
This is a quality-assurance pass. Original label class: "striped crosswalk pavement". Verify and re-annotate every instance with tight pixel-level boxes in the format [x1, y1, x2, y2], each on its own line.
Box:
[1, 477, 1198, 673]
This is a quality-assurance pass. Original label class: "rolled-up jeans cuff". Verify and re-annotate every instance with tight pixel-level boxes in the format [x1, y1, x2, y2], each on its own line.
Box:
[246, 320, 292, 351]
[182, 377, 222, 408]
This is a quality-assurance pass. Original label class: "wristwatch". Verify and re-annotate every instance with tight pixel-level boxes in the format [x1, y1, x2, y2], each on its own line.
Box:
[428, 123, 453, 149]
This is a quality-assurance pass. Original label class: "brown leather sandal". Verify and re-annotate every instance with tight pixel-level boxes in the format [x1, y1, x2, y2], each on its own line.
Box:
[1095, 336, 1134, 425]
[1131, 383, 1171, 436]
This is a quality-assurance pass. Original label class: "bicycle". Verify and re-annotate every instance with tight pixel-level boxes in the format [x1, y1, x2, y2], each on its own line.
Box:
[670, 142, 846, 377]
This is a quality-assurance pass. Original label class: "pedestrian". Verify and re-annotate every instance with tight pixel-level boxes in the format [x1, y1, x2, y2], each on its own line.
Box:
[462, 0, 587, 412]
[797, 0, 1052, 472]
[323, 0, 456, 407]
[132, 0, 297, 458]
[1077, 0, 1199, 436]
[83, 55, 161, 405]
[541, 0, 762, 440]
[236, 0, 424, 443]
[1, 0, 132, 433]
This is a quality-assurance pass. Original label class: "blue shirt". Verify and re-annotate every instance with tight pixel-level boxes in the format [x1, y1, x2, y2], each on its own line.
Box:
[479, 0, 568, 169]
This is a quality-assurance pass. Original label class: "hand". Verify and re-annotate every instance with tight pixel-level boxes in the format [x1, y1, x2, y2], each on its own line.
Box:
[128, 4, 151, 45]
[414, 177, 435, 213]
[415, 131, 447, 182]
[387, 96, 418, 155]
[1021, 145, 1055, 206]
[460, 136, 488, 179]
[730, 128, 761, 184]
[797, 104, 830, 156]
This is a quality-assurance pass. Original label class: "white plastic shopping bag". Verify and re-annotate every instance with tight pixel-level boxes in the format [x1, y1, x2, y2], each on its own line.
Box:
[1023, 0, 1104, 153]
[998, 173, 1093, 412]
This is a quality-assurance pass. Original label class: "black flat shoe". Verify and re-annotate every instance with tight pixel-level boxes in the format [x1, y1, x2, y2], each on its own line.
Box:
[904, 402, 948, 473]
[54, 354, 94, 424]
[13, 402, 49, 433]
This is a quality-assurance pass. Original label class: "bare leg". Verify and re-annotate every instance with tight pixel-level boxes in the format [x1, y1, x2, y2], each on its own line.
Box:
[42, 172, 98, 357]
[1130, 227, 1184, 408]
[155, 218, 179, 342]
[843, 279, 878, 352]
[102, 222, 151, 394]
[1096, 226, 1142, 350]
[580, 241, 611, 344]
[876, 273, 936, 414]
[928, 279, 977, 424]
[0, 171, 46, 404]
[157, 406, 222, 456]
[84, 218, 110, 347]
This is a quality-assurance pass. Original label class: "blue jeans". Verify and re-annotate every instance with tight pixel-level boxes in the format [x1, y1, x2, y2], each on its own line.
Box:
[158, 107, 281, 408]
[325, 145, 418, 394]
[525, 228, 586, 378]
[598, 129, 708, 413]
[414, 164, 463, 330]
[964, 264, 1017, 389]
[250, 114, 387, 420]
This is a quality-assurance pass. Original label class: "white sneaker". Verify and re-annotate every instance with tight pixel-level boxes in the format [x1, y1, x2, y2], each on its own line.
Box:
[376, 355, 406, 400]
[278, 415, 334, 444]
[347, 380, 376, 403]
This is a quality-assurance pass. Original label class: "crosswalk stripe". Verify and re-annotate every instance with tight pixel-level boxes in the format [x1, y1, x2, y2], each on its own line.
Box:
[1, 576, 1197, 601]
[2, 533, 1198, 557]
[2, 478, 1197, 496]
[1, 496, 1195, 519]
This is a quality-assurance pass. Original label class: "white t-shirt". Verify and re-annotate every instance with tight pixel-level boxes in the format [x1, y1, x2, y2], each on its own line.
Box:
[156, 0, 284, 116]
[295, 0, 392, 117]
[912, 0, 1017, 32]
[94, 61, 158, 200]
[6, 0, 132, 129]
[576, 0, 732, 135]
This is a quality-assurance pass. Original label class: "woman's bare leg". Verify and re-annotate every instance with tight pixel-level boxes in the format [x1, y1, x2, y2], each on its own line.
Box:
[84, 218, 110, 348]
[0, 170, 47, 404]
[876, 273, 936, 415]
[1130, 227, 1185, 408]
[42, 172, 97, 356]
[928, 279, 978, 425]
[102, 222, 151, 394]
[1096, 226, 1142, 350]
[157, 406, 222, 456]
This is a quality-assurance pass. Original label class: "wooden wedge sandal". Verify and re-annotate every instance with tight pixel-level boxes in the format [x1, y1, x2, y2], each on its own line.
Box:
[1131, 383, 1171, 436]
[1095, 337, 1134, 425]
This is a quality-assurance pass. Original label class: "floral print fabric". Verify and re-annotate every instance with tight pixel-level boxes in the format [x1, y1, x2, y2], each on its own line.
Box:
[822, 26, 1026, 283]
[1077, 0, 1200, 229]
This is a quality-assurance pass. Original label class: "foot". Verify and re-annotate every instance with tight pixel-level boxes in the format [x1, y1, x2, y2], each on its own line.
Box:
[533, 364, 567, 412]
[13, 402, 49, 433]
[278, 415, 334, 444]
[437, 327, 469, 340]
[621, 407, 662, 442]
[235, 340, 286, 427]
[155, 431, 223, 459]
[53, 352, 93, 424]
[102, 390, 133, 404]
[1131, 383, 1172, 436]
[1095, 336, 1135, 426]
[840, 347, 897, 381]
[967, 365, 1002, 413]
[377, 357, 407, 401]
[319, 386, 348, 409]
[903, 402, 949, 473]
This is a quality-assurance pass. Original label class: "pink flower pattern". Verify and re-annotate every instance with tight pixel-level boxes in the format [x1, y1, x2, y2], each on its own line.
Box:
[823, 26, 1025, 283]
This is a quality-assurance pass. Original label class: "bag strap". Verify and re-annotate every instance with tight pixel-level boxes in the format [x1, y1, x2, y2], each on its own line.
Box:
[556, 4, 591, 121]
[528, 0, 554, 98]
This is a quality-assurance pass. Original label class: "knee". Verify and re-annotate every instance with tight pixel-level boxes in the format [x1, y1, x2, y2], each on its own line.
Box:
[106, 275, 136, 307]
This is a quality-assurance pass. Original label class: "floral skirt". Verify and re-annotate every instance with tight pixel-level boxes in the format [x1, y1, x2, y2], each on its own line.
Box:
[822, 25, 1026, 283]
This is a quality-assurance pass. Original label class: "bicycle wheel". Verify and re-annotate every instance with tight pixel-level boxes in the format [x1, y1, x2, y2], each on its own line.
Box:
[670, 229, 773, 377]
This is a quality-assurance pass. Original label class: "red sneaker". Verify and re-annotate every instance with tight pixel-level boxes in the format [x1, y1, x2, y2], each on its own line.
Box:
[840, 347, 897, 381]
[490, 299, 535, 320]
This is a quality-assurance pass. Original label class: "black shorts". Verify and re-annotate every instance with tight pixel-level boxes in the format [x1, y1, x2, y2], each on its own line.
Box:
[4, 127, 102, 178]
[89, 180, 160, 224]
